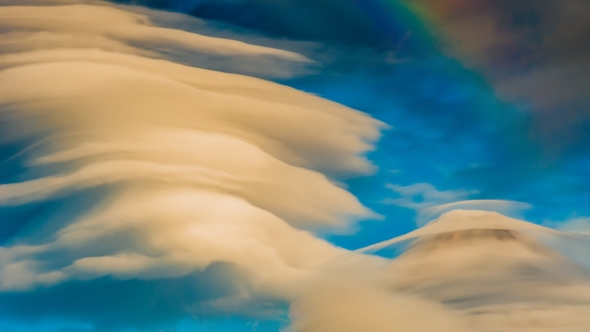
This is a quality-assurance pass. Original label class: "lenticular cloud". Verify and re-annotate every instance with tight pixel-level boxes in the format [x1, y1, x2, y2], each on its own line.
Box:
[290, 210, 590, 332]
[5, 2, 590, 331]
[0, 0, 384, 302]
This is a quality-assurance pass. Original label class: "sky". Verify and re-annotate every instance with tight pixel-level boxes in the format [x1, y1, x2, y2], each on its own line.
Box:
[0, 0, 590, 331]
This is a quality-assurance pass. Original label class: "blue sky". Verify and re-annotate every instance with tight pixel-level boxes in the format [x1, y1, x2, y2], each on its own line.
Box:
[1, 0, 590, 331]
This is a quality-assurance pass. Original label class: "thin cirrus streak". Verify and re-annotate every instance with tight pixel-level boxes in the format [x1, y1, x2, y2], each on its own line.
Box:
[0, 0, 384, 312]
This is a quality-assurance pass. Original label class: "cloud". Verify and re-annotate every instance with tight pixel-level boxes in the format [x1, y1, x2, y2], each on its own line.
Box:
[421, 199, 532, 222]
[287, 280, 470, 332]
[376, 212, 590, 331]
[115, 0, 590, 159]
[0, 189, 346, 292]
[384, 183, 477, 210]
[540, 217, 590, 269]
[300, 210, 590, 332]
[111, 0, 430, 53]
[4, 1, 590, 331]
[556, 217, 590, 235]
[383, 182, 530, 224]
[359, 210, 561, 255]
[0, 50, 382, 177]
[0, 2, 312, 78]
[0, 0, 384, 326]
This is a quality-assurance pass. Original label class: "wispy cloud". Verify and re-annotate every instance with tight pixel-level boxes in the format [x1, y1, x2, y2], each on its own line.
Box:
[383, 183, 477, 211]
[291, 210, 590, 332]
[554, 217, 590, 235]
[288, 279, 469, 332]
[382, 182, 530, 224]
[0, 3, 312, 78]
[0, 0, 383, 324]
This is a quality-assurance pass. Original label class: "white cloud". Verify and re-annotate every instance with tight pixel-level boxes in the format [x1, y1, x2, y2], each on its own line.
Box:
[288, 280, 470, 332]
[384, 183, 530, 224]
[384, 183, 477, 210]
[0, 4, 301, 60]
[540, 217, 590, 269]
[7, 3, 590, 331]
[555, 217, 590, 235]
[358, 209, 560, 255]
[0, 0, 384, 300]
[298, 210, 590, 332]
[0, 3, 311, 78]
[421, 199, 532, 222]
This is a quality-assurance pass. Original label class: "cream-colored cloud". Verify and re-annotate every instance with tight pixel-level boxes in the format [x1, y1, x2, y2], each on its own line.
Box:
[0, 0, 383, 299]
[0, 2, 311, 78]
[0, 58, 382, 176]
[0, 128, 374, 230]
[383, 182, 531, 225]
[0, 31, 155, 56]
[345, 210, 590, 332]
[288, 280, 470, 332]
[555, 217, 590, 235]
[359, 210, 560, 255]
[0, 4, 303, 59]
[0, 188, 347, 297]
[287, 211, 590, 332]
[5, 3, 589, 330]
[420, 199, 532, 223]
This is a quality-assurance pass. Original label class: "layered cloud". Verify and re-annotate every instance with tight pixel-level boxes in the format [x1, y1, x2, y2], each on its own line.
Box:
[288, 280, 470, 332]
[383, 182, 531, 224]
[129, 0, 590, 219]
[0, 1, 385, 327]
[0, 1, 315, 78]
[3, 1, 590, 331]
[290, 210, 590, 332]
